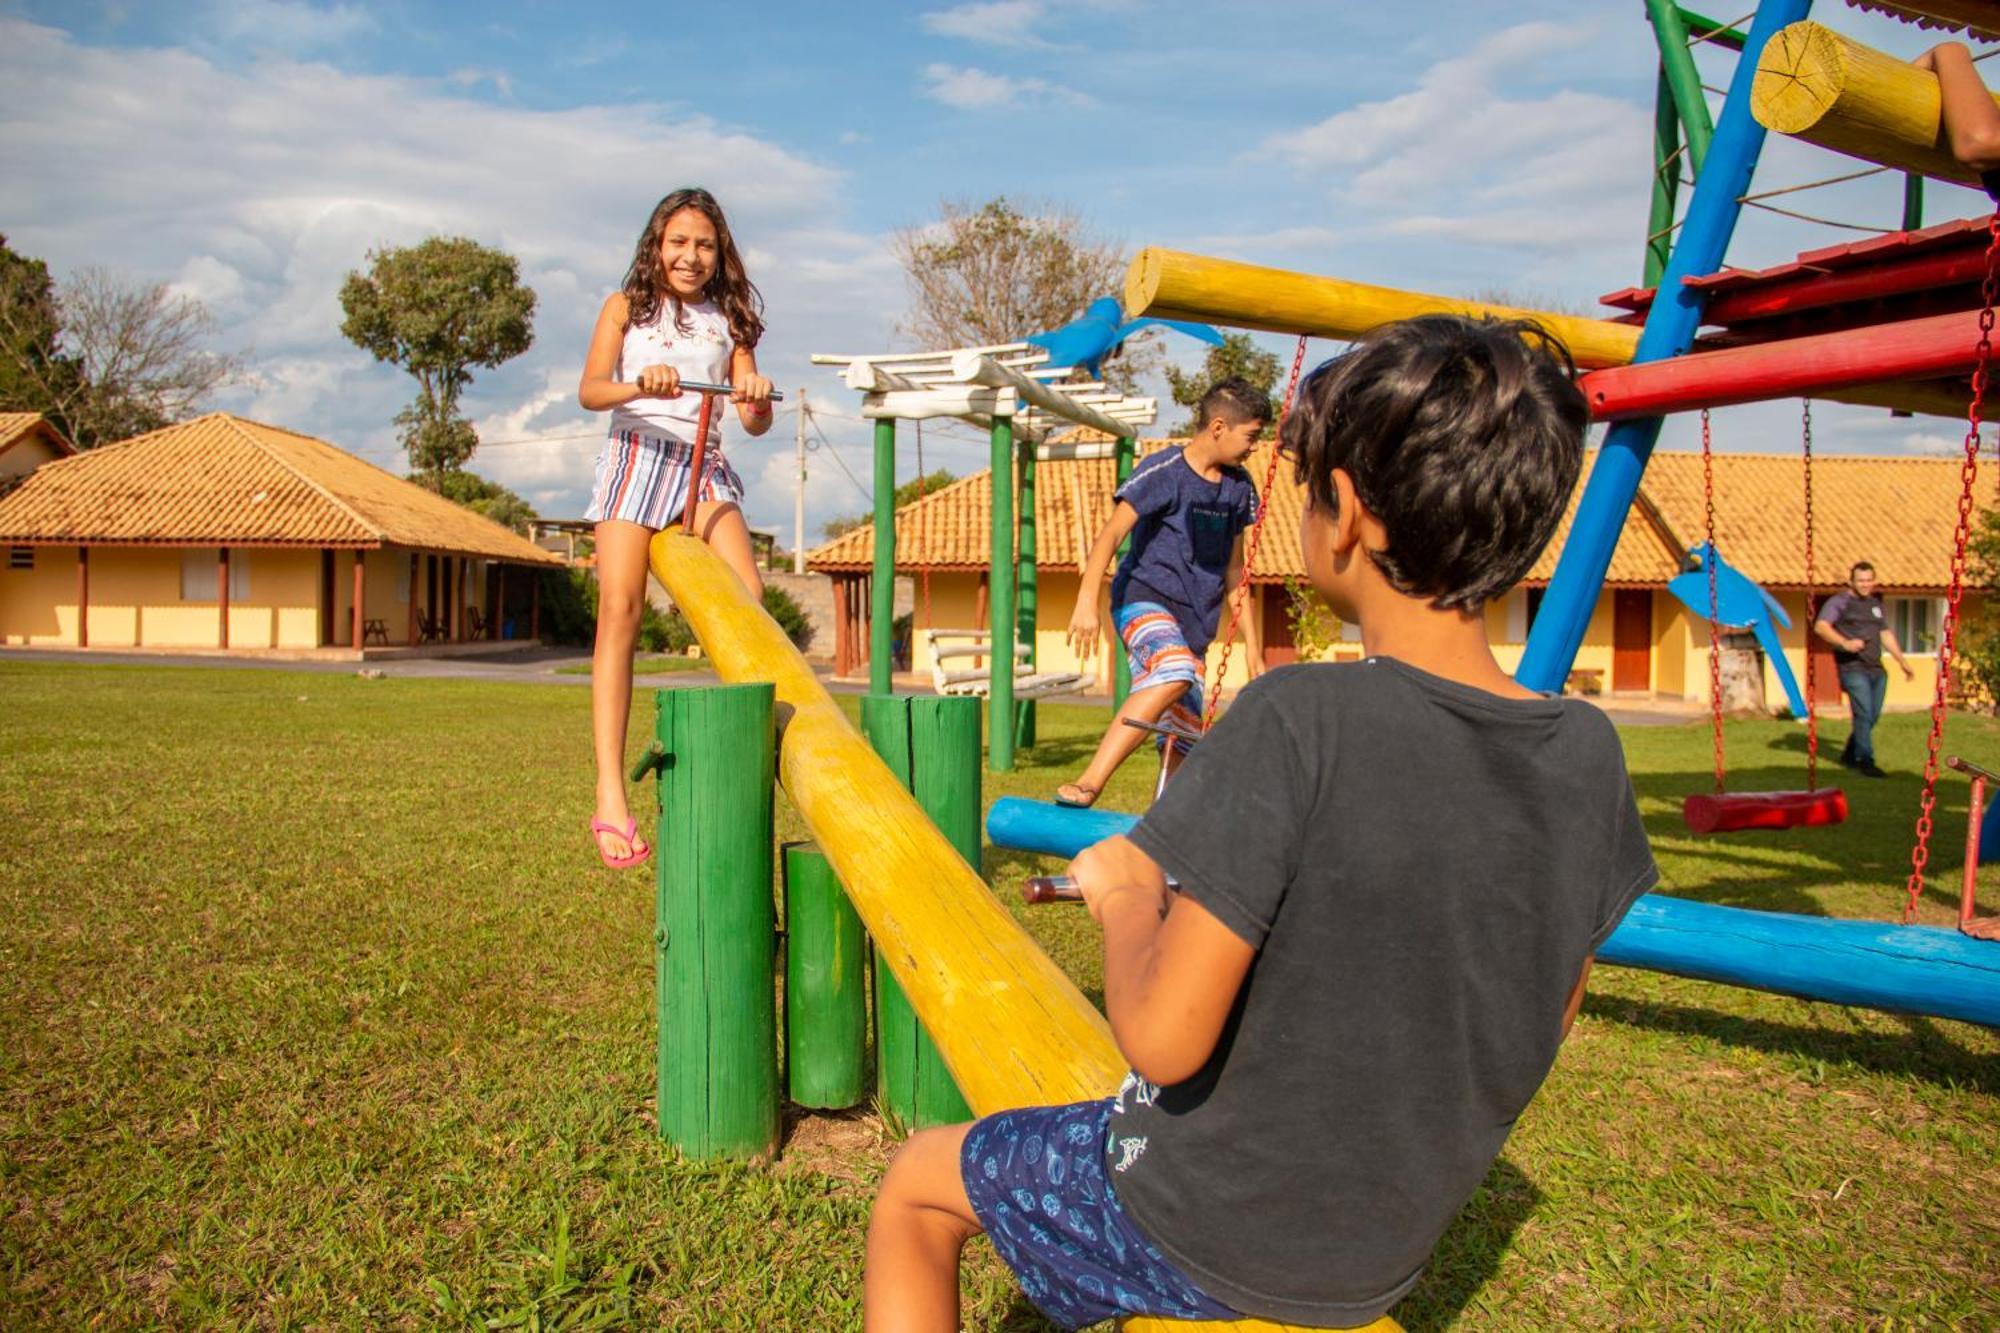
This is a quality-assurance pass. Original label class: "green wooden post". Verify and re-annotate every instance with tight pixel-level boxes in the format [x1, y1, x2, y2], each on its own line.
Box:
[647, 683, 777, 1161]
[1015, 435, 1037, 751]
[1645, 65, 1683, 287]
[782, 842, 865, 1109]
[1903, 173, 1924, 232]
[872, 417, 897, 696]
[988, 417, 1016, 771]
[861, 694, 976, 1131]
[1112, 435, 1136, 709]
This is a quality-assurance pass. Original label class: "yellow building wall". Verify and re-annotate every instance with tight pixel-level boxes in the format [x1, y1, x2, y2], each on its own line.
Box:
[0, 547, 80, 644]
[1, 546, 324, 649]
[1666, 590, 1971, 713]
[327, 548, 426, 646]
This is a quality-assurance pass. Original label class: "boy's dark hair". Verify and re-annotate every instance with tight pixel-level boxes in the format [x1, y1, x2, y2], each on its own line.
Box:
[1281, 314, 1588, 612]
[1197, 377, 1273, 431]
[1850, 560, 1876, 578]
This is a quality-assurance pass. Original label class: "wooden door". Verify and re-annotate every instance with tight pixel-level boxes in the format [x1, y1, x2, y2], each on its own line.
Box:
[1261, 585, 1298, 666]
[1612, 589, 1652, 692]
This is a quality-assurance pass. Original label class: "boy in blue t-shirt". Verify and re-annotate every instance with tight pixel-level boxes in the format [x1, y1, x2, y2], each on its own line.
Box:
[864, 316, 1658, 1330]
[1054, 378, 1270, 808]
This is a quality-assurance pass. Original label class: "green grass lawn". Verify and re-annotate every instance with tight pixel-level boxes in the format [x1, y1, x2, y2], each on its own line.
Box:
[1, 660, 1996, 1330]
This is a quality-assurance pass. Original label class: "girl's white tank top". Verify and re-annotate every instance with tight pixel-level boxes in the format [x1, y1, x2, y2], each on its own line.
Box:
[608, 298, 732, 446]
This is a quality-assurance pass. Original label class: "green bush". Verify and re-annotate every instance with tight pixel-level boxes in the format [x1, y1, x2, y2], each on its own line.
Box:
[765, 584, 815, 652]
[534, 568, 689, 653]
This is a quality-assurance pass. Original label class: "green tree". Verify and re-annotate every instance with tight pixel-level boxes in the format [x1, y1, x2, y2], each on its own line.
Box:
[429, 469, 536, 536]
[339, 236, 536, 479]
[1958, 508, 2000, 711]
[0, 236, 80, 427]
[1165, 332, 1281, 436]
[821, 468, 956, 542]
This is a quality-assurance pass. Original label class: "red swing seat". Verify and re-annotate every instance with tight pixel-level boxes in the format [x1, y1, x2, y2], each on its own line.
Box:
[1683, 786, 1848, 834]
[1678, 404, 1847, 836]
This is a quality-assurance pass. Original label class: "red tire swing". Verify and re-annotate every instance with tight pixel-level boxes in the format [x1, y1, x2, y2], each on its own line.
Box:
[1681, 403, 1848, 834]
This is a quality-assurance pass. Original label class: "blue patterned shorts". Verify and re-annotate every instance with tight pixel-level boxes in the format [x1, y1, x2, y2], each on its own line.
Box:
[1114, 601, 1204, 754]
[960, 1098, 1235, 1331]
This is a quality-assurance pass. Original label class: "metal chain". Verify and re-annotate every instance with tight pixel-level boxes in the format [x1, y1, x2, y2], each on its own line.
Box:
[1703, 408, 1725, 795]
[1204, 335, 1310, 728]
[1903, 210, 2000, 923]
[1802, 399, 1819, 791]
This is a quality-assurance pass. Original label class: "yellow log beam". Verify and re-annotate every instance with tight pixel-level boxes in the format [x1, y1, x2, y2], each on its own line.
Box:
[1752, 19, 1999, 184]
[1123, 246, 1970, 419]
[647, 530, 1400, 1333]
[1123, 247, 1644, 369]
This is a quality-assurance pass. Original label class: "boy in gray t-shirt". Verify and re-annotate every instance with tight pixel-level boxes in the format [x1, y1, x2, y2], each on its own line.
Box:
[865, 316, 1658, 1330]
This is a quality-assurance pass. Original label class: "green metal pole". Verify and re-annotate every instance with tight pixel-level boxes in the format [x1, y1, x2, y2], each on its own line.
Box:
[860, 695, 976, 1131]
[1646, 66, 1684, 288]
[1903, 173, 1924, 231]
[1647, 0, 1714, 176]
[782, 842, 865, 1109]
[988, 417, 1016, 772]
[1112, 435, 1136, 710]
[1015, 437, 1037, 752]
[872, 416, 897, 696]
[647, 682, 777, 1161]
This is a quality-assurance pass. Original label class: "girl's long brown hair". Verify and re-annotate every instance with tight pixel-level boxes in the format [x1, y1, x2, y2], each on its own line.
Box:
[621, 188, 764, 349]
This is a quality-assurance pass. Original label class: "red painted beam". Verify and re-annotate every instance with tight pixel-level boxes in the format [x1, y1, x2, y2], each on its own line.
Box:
[1580, 309, 1985, 420]
[1702, 246, 1993, 326]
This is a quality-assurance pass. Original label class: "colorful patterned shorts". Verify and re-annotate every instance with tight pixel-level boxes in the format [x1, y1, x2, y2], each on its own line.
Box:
[583, 428, 746, 530]
[960, 1098, 1236, 1331]
[1114, 601, 1204, 750]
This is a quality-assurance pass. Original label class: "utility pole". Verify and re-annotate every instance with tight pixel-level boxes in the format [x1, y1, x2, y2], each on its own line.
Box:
[793, 387, 808, 574]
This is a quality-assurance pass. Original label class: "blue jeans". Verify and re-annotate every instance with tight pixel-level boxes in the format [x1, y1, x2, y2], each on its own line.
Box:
[1839, 665, 1888, 766]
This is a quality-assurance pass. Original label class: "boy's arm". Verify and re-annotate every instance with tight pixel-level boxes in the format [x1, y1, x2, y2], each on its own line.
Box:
[1223, 534, 1264, 676]
[1069, 501, 1141, 663]
[1070, 834, 1256, 1087]
[1917, 42, 2000, 171]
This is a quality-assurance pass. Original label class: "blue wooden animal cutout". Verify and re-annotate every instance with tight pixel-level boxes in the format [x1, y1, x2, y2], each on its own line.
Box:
[1026, 297, 1225, 377]
[1667, 540, 1807, 720]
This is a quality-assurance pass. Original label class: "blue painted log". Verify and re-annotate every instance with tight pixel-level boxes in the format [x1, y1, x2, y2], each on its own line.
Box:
[986, 797, 2000, 1028]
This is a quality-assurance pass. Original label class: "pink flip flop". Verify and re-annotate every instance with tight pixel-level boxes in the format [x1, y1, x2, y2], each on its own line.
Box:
[590, 817, 651, 870]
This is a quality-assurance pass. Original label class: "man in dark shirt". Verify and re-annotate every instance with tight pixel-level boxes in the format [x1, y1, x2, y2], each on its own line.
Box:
[1813, 561, 1915, 779]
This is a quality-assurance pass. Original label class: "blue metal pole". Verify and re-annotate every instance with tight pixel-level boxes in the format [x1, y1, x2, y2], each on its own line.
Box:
[1517, 0, 1814, 694]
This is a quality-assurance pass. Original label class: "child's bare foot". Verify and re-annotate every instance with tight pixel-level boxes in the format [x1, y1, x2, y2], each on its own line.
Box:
[1962, 915, 2000, 942]
[1055, 781, 1099, 808]
[592, 788, 650, 867]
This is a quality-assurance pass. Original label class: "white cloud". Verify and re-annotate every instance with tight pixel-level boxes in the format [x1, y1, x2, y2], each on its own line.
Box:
[1257, 20, 1648, 275]
[447, 67, 515, 98]
[0, 17, 892, 529]
[920, 62, 1094, 111]
[1901, 428, 1992, 457]
[920, 1, 1055, 49]
[208, 0, 375, 52]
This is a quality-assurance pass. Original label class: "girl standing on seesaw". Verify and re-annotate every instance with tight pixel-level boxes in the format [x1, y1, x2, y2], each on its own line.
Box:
[577, 187, 774, 868]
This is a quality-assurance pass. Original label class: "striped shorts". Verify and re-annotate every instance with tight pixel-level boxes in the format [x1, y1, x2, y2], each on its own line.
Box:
[1114, 601, 1204, 750]
[584, 428, 746, 530]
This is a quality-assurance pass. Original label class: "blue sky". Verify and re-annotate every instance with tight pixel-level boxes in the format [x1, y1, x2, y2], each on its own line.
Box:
[3, 1, 1995, 547]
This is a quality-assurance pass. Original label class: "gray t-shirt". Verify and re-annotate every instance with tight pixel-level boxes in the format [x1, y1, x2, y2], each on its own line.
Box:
[1112, 659, 1658, 1327]
[1815, 589, 1886, 671]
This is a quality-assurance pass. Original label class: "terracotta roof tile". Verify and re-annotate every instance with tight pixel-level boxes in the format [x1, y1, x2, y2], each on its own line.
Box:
[0, 412, 561, 564]
[810, 443, 1987, 592]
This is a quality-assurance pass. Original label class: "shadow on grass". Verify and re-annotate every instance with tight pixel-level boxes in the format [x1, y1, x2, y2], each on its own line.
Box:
[1583, 993, 2000, 1096]
[1632, 760, 1979, 917]
[1390, 1158, 1542, 1331]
